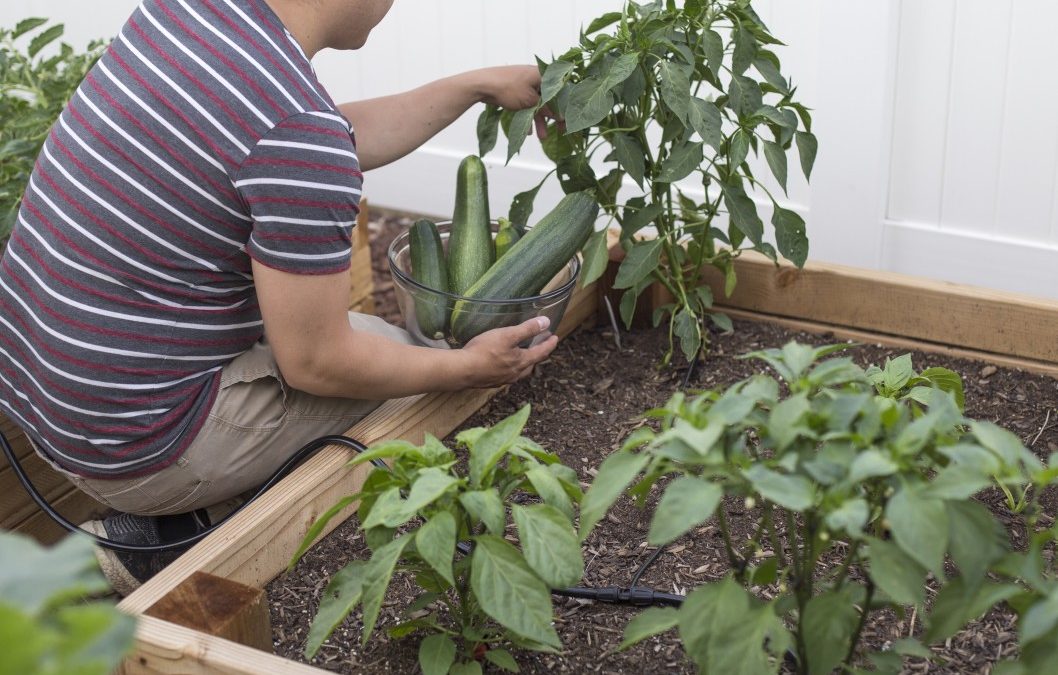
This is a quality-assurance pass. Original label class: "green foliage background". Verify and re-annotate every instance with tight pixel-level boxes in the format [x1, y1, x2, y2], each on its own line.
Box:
[0, 19, 107, 250]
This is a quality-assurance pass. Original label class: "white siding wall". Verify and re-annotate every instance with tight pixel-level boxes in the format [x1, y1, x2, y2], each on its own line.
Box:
[3, 1, 1056, 300]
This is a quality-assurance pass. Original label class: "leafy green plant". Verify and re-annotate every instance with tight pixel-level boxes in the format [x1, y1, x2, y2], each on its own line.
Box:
[580, 342, 1055, 673]
[291, 406, 584, 675]
[480, 0, 816, 364]
[0, 532, 137, 674]
[1, 18, 107, 249]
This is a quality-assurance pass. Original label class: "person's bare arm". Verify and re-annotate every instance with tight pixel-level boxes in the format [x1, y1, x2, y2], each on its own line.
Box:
[251, 260, 556, 399]
[339, 66, 548, 170]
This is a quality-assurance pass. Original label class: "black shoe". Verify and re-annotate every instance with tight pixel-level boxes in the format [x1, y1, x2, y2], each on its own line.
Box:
[80, 511, 203, 597]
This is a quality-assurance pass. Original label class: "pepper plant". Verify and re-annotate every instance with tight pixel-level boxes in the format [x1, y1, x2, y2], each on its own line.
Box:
[480, 0, 816, 364]
[0, 532, 137, 674]
[291, 406, 584, 675]
[580, 342, 1053, 673]
[0, 19, 107, 250]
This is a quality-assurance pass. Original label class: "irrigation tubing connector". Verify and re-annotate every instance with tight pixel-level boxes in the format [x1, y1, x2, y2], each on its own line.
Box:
[0, 429, 385, 554]
[456, 540, 685, 607]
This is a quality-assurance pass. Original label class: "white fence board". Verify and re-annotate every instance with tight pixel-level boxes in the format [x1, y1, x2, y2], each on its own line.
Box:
[2, 1, 1057, 299]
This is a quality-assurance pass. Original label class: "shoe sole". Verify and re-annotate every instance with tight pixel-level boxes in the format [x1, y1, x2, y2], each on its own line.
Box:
[80, 520, 143, 598]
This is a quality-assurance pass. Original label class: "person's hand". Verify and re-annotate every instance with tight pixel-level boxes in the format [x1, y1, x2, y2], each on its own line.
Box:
[473, 66, 562, 140]
[458, 316, 558, 388]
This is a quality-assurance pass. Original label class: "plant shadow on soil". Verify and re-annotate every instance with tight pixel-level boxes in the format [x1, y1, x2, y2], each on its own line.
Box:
[266, 211, 1058, 674]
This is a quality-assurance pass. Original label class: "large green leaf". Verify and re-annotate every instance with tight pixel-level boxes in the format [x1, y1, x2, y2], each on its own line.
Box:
[744, 464, 814, 512]
[946, 500, 1008, 582]
[656, 141, 703, 183]
[419, 634, 457, 675]
[512, 504, 583, 588]
[762, 140, 788, 193]
[471, 535, 561, 648]
[924, 577, 1019, 644]
[505, 108, 536, 163]
[539, 60, 575, 105]
[614, 238, 663, 290]
[0, 533, 108, 616]
[305, 561, 365, 658]
[611, 132, 646, 188]
[678, 577, 791, 675]
[885, 488, 948, 577]
[49, 602, 136, 675]
[579, 451, 649, 540]
[658, 61, 691, 121]
[618, 606, 679, 650]
[865, 537, 926, 607]
[526, 466, 575, 521]
[731, 25, 759, 75]
[416, 511, 457, 587]
[729, 129, 750, 170]
[772, 206, 808, 267]
[721, 181, 763, 245]
[470, 405, 530, 487]
[359, 534, 412, 644]
[795, 131, 818, 180]
[648, 477, 722, 546]
[563, 53, 638, 133]
[802, 589, 858, 675]
[460, 489, 506, 535]
[477, 104, 502, 156]
[687, 97, 723, 151]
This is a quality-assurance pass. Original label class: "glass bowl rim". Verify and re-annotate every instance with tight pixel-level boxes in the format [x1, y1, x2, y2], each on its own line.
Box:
[386, 220, 581, 305]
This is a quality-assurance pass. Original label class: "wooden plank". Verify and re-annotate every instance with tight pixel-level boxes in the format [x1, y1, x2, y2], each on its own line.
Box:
[0, 415, 33, 462]
[144, 572, 272, 653]
[9, 486, 107, 545]
[120, 615, 318, 675]
[608, 243, 1058, 364]
[0, 450, 80, 531]
[700, 252, 1058, 364]
[721, 307, 1058, 379]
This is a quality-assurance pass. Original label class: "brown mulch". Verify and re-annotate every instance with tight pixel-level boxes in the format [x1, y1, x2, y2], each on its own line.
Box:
[265, 209, 1058, 674]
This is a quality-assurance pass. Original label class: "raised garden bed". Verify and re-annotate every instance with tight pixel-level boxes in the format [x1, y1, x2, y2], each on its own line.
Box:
[98, 207, 1058, 674]
[265, 214, 1058, 674]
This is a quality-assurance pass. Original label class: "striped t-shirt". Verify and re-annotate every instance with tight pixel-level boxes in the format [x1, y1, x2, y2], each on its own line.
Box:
[0, 0, 363, 478]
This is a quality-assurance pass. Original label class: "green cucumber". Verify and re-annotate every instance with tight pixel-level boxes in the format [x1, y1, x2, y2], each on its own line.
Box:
[408, 218, 449, 340]
[494, 218, 520, 259]
[450, 191, 599, 343]
[447, 155, 494, 295]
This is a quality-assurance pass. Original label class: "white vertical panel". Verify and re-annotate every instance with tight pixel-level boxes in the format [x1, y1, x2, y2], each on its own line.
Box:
[993, 0, 1058, 243]
[886, 0, 955, 226]
[806, 0, 893, 269]
[938, 1, 1012, 235]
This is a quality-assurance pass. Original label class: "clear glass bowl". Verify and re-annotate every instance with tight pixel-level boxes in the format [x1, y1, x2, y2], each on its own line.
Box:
[387, 221, 580, 349]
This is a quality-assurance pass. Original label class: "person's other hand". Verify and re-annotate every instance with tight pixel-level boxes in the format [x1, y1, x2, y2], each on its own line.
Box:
[459, 316, 558, 388]
[474, 65, 562, 140]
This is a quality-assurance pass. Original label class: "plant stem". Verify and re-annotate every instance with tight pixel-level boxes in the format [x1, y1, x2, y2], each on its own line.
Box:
[766, 504, 787, 572]
[843, 580, 875, 669]
[716, 507, 743, 577]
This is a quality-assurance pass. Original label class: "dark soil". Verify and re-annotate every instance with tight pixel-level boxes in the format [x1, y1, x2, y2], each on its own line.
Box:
[266, 209, 1058, 674]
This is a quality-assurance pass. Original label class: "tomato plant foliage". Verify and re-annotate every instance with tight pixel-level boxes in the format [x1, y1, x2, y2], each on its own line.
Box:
[480, 0, 816, 365]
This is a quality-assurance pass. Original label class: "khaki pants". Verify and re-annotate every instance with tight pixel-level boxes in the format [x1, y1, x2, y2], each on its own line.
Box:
[53, 312, 413, 516]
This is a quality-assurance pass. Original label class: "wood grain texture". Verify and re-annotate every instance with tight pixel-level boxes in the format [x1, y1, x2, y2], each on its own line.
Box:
[119, 615, 318, 675]
[608, 241, 1058, 364]
[144, 572, 272, 653]
[722, 307, 1058, 379]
